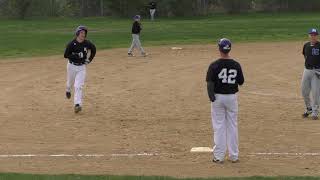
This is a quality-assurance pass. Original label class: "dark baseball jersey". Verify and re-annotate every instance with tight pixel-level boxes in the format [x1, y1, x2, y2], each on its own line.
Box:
[206, 58, 244, 94]
[132, 21, 142, 34]
[64, 39, 96, 65]
[303, 41, 320, 69]
[149, 1, 157, 9]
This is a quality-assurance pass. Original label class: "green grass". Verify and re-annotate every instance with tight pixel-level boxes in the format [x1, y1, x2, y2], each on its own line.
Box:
[0, 174, 320, 180]
[0, 12, 320, 58]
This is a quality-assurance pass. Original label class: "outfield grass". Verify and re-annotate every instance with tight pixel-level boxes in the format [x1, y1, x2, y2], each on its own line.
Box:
[0, 174, 320, 180]
[0, 13, 319, 58]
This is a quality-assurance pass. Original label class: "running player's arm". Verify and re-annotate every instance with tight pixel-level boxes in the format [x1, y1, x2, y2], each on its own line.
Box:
[237, 63, 244, 86]
[64, 42, 79, 59]
[206, 63, 217, 102]
[302, 43, 307, 59]
[88, 41, 96, 61]
[138, 22, 142, 31]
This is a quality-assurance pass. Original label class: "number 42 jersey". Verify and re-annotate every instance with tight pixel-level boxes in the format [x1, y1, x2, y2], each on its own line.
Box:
[206, 58, 245, 94]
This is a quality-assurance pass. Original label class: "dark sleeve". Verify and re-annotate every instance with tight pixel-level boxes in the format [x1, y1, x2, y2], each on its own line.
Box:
[206, 64, 216, 82]
[139, 23, 142, 31]
[131, 23, 135, 33]
[88, 41, 96, 61]
[237, 63, 244, 86]
[207, 82, 216, 102]
[302, 44, 306, 56]
[64, 42, 78, 59]
[206, 64, 217, 101]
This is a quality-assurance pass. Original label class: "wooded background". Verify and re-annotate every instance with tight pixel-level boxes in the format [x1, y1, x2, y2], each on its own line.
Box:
[0, 0, 319, 19]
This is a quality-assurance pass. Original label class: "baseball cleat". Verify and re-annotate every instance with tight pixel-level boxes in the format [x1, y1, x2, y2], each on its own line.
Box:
[302, 108, 312, 118]
[128, 53, 134, 57]
[141, 53, 148, 57]
[229, 159, 240, 163]
[312, 115, 319, 120]
[66, 92, 71, 99]
[212, 157, 224, 164]
[74, 104, 82, 113]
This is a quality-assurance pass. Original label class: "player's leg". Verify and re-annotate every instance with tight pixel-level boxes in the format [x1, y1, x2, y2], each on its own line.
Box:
[211, 94, 227, 162]
[311, 73, 320, 119]
[225, 94, 239, 162]
[134, 34, 146, 56]
[74, 66, 86, 113]
[66, 62, 76, 99]
[128, 34, 136, 56]
[150, 9, 155, 21]
[301, 69, 313, 117]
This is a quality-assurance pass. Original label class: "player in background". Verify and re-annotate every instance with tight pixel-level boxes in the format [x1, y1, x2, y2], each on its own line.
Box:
[301, 28, 320, 120]
[149, 1, 157, 21]
[206, 38, 244, 164]
[128, 15, 147, 57]
[64, 25, 96, 113]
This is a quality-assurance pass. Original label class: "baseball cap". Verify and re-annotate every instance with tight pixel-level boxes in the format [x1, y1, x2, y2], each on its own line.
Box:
[218, 38, 232, 53]
[309, 28, 319, 35]
[133, 15, 141, 20]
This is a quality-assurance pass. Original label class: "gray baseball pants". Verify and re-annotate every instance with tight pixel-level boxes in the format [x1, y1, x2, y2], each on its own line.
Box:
[128, 34, 145, 55]
[301, 68, 320, 115]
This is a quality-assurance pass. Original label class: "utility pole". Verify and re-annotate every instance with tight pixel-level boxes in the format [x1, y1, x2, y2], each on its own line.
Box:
[100, 0, 103, 16]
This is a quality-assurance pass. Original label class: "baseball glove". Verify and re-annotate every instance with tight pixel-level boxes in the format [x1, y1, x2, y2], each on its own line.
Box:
[315, 69, 320, 79]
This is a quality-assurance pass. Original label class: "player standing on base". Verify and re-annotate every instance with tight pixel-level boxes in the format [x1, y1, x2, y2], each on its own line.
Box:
[64, 25, 96, 113]
[206, 38, 244, 164]
[302, 28, 320, 120]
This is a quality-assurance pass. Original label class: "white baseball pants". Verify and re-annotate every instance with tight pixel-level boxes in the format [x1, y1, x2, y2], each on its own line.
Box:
[66, 62, 86, 106]
[150, 9, 156, 21]
[211, 94, 239, 161]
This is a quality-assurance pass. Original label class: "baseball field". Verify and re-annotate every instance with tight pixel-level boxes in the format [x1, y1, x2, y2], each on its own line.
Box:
[1, 13, 320, 180]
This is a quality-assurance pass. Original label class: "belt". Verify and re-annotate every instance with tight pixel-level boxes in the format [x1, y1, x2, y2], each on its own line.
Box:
[69, 61, 84, 66]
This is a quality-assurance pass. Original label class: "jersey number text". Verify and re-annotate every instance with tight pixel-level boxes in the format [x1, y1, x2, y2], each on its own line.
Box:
[218, 68, 237, 84]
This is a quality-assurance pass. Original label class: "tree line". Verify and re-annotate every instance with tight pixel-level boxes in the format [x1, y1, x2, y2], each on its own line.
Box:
[0, 0, 320, 19]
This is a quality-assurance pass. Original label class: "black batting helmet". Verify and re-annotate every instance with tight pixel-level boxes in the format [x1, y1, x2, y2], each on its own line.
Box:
[75, 25, 88, 37]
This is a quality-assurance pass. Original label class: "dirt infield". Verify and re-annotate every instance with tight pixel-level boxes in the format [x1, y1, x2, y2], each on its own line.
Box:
[1, 42, 320, 177]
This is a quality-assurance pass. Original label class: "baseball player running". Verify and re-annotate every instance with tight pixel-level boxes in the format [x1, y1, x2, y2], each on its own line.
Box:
[302, 28, 320, 120]
[206, 38, 244, 164]
[128, 15, 147, 57]
[64, 25, 96, 113]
